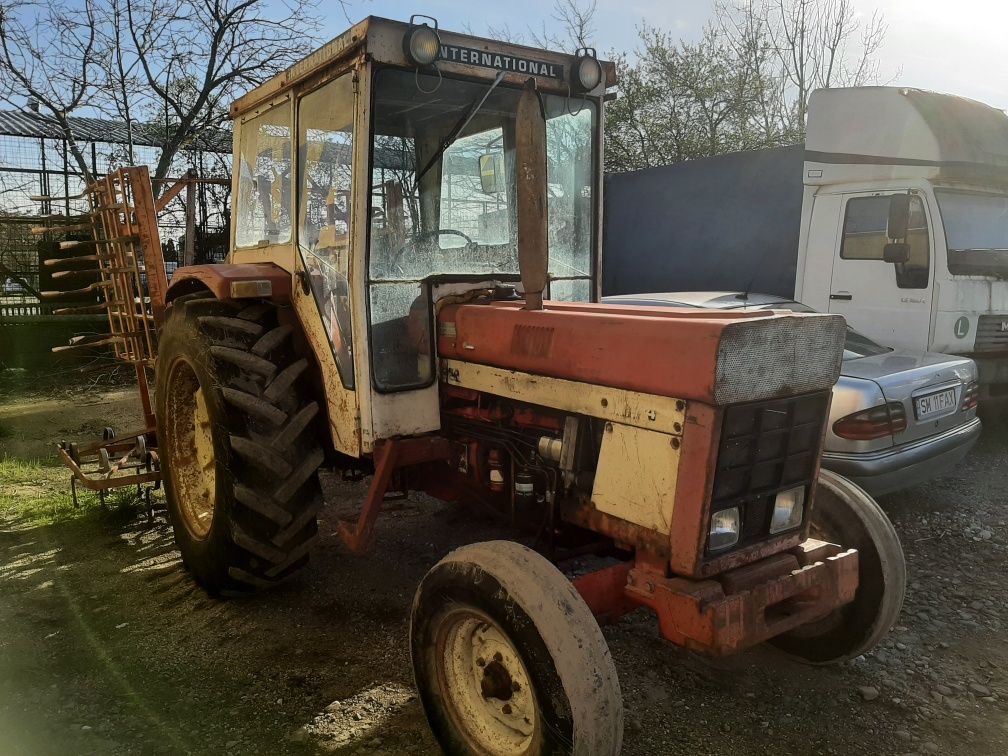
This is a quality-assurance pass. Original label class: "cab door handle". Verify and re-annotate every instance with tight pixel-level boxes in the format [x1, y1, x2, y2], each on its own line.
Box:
[830, 292, 853, 301]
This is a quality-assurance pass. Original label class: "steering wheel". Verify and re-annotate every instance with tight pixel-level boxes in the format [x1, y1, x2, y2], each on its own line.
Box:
[389, 229, 476, 276]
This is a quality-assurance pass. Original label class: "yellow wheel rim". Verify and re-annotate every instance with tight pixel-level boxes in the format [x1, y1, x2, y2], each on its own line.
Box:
[435, 608, 538, 756]
[164, 358, 217, 540]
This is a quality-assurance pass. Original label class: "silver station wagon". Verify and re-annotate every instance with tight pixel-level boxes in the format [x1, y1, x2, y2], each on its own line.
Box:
[604, 291, 982, 496]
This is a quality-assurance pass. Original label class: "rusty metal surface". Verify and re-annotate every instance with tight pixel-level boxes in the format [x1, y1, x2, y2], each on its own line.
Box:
[166, 262, 293, 304]
[623, 547, 860, 656]
[515, 78, 548, 311]
[55, 429, 160, 513]
[338, 436, 453, 552]
[560, 500, 671, 558]
[436, 302, 769, 405]
[31, 166, 177, 492]
[571, 561, 636, 625]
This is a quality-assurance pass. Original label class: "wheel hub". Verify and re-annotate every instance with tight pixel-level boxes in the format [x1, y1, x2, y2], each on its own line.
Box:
[437, 610, 537, 755]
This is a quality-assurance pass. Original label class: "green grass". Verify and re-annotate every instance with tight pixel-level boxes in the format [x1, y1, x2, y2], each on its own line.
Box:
[0, 457, 143, 529]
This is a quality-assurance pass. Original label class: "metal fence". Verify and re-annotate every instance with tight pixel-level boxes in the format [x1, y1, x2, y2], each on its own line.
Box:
[0, 121, 231, 320]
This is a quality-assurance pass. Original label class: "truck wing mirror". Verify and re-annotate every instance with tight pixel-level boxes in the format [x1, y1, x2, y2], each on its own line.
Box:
[883, 242, 910, 264]
[887, 194, 911, 240]
[479, 153, 503, 195]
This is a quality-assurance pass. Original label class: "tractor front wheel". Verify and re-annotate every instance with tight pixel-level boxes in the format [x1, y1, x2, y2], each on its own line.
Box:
[769, 469, 906, 664]
[410, 541, 623, 756]
[155, 292, 324, 595]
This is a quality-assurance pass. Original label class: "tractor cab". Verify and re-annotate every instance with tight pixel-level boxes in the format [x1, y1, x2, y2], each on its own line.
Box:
[222, 17, 610, 456]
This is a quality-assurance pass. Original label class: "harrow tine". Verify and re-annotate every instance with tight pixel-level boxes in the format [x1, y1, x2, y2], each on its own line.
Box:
[41, 281, 114, 299]
[51, 334, 128, 353]
[57, 240, 98, 251]
[31, 222, 94, 235]
[43, 255, 115, 269]
[52, 303, 112, 315]
[50, 268, 102, 280]
[51, 266, 139, 280]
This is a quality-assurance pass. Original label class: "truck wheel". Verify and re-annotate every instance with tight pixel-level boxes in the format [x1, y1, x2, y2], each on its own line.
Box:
[410, 541, 622, 756]
[769, 469, 906, 664]
[155, 292, 324, 595]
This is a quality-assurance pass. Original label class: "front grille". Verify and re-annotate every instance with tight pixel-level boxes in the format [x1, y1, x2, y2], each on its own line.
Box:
[975, 315, 1008, 352]
[707, 391, 830, 554]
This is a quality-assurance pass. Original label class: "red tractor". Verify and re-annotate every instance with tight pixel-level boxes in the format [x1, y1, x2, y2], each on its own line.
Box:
[54, 16, 906, 755]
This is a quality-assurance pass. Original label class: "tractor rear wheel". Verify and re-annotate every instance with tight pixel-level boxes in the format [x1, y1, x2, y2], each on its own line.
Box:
[410, 541, 623, 756]
[769, 469, 906, 664]
[155, 292, 324, 595]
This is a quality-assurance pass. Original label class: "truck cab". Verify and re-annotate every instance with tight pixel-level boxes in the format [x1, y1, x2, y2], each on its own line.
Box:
[795, 87, 1008, 406]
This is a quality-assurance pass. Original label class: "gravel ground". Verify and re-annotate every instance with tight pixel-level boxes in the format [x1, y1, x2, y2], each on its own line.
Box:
[1, 387, 1006, 755]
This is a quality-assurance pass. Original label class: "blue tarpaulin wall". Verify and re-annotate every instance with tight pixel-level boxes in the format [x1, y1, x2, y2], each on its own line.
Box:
[602, 145, 805, 299]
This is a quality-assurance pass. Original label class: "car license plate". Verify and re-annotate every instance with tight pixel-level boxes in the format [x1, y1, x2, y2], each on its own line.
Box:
[914, 388, 956, 420]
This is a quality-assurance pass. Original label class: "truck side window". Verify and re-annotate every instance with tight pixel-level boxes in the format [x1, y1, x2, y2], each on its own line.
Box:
[840, 195, 929, 289]
[297, 74, 354, 389]
[235, 101, 292, 248]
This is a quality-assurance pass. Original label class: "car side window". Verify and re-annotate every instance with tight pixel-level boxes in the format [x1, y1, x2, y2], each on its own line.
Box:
[840, 195, 930, 289]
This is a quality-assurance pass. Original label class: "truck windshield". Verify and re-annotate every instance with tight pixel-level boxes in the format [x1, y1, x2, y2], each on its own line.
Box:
[366, 67, 597, 391]
[935, 190, 1008, 277]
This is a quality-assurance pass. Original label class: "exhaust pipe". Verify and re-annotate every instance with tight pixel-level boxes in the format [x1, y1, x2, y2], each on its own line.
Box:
[516, 78, 548, 311]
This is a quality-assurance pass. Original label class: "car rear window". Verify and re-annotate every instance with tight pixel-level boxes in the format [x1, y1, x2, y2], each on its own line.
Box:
[844, 328, 891, 359]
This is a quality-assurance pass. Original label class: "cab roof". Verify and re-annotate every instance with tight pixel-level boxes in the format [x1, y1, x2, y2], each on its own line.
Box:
[231, 16, 615, 119]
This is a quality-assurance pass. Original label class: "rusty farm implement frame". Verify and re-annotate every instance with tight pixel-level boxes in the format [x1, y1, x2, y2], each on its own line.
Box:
[33, 166, 225, 511]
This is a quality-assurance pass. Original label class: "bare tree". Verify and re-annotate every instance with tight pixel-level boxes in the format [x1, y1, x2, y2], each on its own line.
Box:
[125, 0, 321, 198]
[0, 0, 104, 181]
[0, 0, 324, 198]
[718, 0, 889, 126]
[605, 0, 889, 172]
[485, 0, 597, 52]
[604, 23, 797, 172]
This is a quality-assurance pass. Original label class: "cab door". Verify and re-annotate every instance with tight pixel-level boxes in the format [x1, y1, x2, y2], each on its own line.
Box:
[828, 191, 933, 351]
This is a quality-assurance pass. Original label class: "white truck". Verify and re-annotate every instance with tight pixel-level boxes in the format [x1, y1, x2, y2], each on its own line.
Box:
[603, 86, 1008, 409]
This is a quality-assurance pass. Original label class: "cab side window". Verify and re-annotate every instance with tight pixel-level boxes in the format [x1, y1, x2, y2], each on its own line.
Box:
[235, 101, 292, 247]
[297, 74, 355, 388]
[840, 195, 930, 289]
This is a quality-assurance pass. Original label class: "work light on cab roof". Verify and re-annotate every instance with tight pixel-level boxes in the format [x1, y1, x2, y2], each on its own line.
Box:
[404, 15, 441, 66]
[574, 47, 602, 91]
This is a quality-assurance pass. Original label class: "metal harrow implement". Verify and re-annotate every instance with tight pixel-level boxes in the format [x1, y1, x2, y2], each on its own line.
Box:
[33, 166, 168, 508]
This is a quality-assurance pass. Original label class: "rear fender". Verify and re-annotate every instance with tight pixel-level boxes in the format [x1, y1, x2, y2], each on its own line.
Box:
[165, 263, 292, 304]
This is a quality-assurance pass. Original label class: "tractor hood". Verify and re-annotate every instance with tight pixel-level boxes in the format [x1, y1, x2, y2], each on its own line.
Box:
[436, 301, 846, 406]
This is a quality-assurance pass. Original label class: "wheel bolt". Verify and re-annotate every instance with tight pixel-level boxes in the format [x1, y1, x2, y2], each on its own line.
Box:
[476, 657, 485, 667]
[493, 652, 503, 662]
[502, 704, 512, 715]
[512, 680, 521, 692]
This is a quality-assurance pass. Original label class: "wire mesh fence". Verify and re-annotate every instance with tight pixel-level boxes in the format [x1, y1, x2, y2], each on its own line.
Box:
[0, 128, 231, 320]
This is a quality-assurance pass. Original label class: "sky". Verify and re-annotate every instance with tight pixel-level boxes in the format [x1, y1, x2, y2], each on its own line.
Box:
[336, 0, 1008, 109]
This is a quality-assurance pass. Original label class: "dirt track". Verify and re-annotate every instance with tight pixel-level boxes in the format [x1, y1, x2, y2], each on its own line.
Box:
[1, 387, 1007, 755]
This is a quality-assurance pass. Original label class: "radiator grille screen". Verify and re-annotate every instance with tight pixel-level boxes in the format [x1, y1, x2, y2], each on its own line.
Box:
[707, 390, 830, 554]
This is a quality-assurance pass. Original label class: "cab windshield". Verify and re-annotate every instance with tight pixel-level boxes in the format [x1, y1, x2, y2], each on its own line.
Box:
[935, 189, 1008, 277]
[367, 68, 597, 391]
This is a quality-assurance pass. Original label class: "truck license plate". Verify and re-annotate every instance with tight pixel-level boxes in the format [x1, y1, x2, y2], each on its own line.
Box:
[914, 388, 956, 420]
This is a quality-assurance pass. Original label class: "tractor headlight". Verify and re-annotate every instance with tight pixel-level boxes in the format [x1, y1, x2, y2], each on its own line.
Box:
[573, 48, 602, 91]
[404, 20, 441, 67]
[769, 486, 805, 534]
[708, 506, 740, 552]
